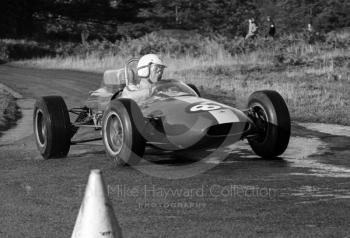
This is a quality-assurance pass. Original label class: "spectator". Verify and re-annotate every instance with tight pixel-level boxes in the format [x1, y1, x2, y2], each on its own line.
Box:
[306, 22, 316, 44]
[267, 16, 276, 38]
[245, 18, 258, 40]
[307, 23, 314, 33]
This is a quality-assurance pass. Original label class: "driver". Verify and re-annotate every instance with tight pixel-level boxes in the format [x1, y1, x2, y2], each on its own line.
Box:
[121, 54, 166, 104]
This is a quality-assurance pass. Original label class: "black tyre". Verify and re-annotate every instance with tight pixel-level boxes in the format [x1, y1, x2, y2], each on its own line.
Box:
[247, 90, 291, 158]
[102, 98, 145, 166]
[33, 96, 71, 159]
[187, 83, 201, 97]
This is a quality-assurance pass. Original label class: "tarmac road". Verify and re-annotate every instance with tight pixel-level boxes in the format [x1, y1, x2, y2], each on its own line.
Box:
[1, 64, 350, 238]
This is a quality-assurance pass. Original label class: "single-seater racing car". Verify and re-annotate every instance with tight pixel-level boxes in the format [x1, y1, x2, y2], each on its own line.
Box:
[33, 58, 291, 166]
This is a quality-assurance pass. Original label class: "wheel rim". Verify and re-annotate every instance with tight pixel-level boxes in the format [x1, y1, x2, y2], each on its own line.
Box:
[104, 111, 124, 155]
[251, 103, 268, 143]
[35, 109, 47, 147]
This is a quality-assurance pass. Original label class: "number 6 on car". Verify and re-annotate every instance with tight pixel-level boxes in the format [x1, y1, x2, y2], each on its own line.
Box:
[190, 104, 221, 112]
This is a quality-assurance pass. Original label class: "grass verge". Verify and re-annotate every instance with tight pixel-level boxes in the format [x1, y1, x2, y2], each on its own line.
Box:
[12, 33, 350, 125]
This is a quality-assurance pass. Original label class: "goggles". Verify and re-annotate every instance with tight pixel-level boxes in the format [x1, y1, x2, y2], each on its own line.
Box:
[152, 64, 166, 72]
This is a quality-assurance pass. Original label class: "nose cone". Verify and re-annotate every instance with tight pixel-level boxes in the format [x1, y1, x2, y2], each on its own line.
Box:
[142, 96, 251, 150]
[143, 97, 215, 149]
[163, 111, 215, 149]
[164, 107, 251, 149]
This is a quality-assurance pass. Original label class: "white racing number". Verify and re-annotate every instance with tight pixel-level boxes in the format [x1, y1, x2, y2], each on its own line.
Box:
[190, 104, 221, 112]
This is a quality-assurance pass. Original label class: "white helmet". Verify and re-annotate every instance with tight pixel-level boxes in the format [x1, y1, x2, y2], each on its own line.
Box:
[137, 54, 166, 78]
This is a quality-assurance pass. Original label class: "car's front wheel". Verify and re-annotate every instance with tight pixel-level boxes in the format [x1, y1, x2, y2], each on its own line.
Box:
[33, 96, 71, 159]
[247, 90, 291, 158]
[102, 98, 145, 166]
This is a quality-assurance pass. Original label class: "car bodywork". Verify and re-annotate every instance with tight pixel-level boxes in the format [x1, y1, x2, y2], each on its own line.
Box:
[71, 78, 253, 151]
[137, 80, 252, 151]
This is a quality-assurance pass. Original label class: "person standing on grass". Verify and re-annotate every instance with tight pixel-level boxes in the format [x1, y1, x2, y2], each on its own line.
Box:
[245, 18, 258, 40]
[121, 54, 166, 104]
[266, 16, 276, 38]
[307, 23, 314, 34]
[305, 22, 316, 44]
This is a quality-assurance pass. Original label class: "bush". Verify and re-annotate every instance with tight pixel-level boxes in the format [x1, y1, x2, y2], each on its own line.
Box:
[0, 88, 20, 130]
[53, 31, 230, 59]
[116, 32, 224, 57]
[0, 40, 55, 61]
[5, 29, 350, 65]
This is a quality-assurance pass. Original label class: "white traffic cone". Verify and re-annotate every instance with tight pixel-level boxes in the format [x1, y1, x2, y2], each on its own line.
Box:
[71, 169, 123, 238]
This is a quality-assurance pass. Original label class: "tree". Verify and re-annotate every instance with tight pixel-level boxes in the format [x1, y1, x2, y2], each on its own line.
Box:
[0, 0, 35, 37]
[140, 0, 258, 36]
[1, 0, 349, 39]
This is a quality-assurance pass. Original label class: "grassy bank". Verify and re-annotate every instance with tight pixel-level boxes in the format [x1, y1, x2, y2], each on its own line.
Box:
[13, 32, 350, 125]
[0, 88, 20, 133]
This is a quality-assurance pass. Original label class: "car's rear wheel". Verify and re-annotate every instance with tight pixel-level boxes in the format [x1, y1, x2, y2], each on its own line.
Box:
[247, 90, 290, 158]
[102, 98, 145, 166]
[33, 96, 71, 159]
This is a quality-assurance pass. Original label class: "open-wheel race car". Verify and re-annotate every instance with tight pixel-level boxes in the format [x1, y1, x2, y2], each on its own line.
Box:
[33, 58, 291, 166]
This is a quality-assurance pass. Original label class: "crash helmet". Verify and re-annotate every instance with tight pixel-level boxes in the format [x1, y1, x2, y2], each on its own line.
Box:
[137, 54, 166, 78]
